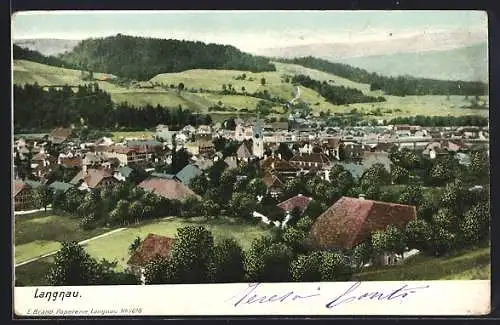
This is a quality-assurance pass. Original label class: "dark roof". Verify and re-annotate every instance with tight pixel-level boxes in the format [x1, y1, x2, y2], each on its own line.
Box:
[138, 178, 200, 201]
[48, 181, 73, 193]
[309, 196, 416, 249]
[290, 152, 331, 164]
[277, 194, 312, 213]
[237, 142, 252, 159]
[127, 234, 176, 267]
[117, 166, 134, 178]
[150, 172, 175, 179]
[175, 164, 202, 186]
[262, 172, 283, 189]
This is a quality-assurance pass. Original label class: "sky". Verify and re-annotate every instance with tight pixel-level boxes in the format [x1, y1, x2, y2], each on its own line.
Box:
[12, 11, 488, 53]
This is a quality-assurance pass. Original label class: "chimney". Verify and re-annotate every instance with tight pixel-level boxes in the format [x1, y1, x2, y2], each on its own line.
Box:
[359, 194, 365, 200]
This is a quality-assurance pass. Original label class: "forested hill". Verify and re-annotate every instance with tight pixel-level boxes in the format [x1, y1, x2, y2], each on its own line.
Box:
[13, 44, 78, 70]
[277, 56, 488, 96]
[58, 34, 276, 80]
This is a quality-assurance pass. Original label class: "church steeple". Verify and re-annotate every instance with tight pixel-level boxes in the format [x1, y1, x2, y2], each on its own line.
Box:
[252, 111, 264, 158]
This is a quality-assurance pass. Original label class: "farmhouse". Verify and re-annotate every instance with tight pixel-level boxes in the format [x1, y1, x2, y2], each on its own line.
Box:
[138, 177, 200, 201]
[13, 180, 41, 211]
[49, 127, 72, 144]
[175, 164, 202, 186]
[277, 194, 312, 215]
[127, 233, 176, 284]
[289, 152, 331, 170]
[308, 196, 416, 265]
[262, 172, 284, 197]
[70, 168, 118, 191]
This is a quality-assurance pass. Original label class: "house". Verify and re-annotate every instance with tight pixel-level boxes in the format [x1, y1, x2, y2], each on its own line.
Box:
[191, 156, 214, 171]
[83, 152, 108, 167]
[236, 141, 253, 162]
[48, 181, 74, 194]
[127, 233, 176, 284]
[70, 168, 118, 191]
[59, 157, 83, 169]
[362, 151, 392, 172]
[264, 159, 301, 182]
[138, 177, 200, 201]
[308, 196, 416, 265]
[456, 152, 472, 166]
[262, 172, 284, 197]
[289, 152, 331, 170]
[224, 156, 238, 170]
[321, 138, 342, 160]
[277, 194, 312, 215]
[13, 180, 41, 211]
[175, 164, 202, 186]
[105, 146, 153, 166]
[114, 166, 134, 182]
[49, 127, 72, 144]
[234, 123, 254, 141]
[184, 140, 215, 157]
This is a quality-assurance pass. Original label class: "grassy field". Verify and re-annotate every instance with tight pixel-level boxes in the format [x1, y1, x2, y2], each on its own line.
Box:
[110, 131, 155, 141]
[14, 212, 112, 264]
[84, 217, 269, 271]
[13, 59, 489, 119]
[14, 214, 270, 285]
[354, 245, 490, 281]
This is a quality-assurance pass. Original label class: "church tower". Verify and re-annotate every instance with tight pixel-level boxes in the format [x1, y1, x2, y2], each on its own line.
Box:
[252, 112, 264, 158]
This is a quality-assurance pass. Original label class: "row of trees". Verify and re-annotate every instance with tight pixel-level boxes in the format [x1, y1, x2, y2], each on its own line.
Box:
[59, 34, 276, 80]
[14, 83, 211, 132]
[388, 115, 488, 127]
[279, 57, 488, 96]
[291, 74, 385, 105]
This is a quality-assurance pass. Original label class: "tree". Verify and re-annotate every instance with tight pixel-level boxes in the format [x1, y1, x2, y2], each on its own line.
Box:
[129, 200, 145, 222]
[405, 218, 433, 252]
[282, 226, 307, 254]
[168, 226, 215, 283]
[391, 165, 409, 184]
[260, 77, 266, 86]
[201, 199, 220, 218]
[320, 251, 352, 281]
[361, 163, 390, 187]
[177, 82, 185, 92]
[303, 200, 324, 220]
[245, 237, 294, 282]
[398, 185, 423, 206]
[335, 170, 355, 195]
[459, 202, 490, 245]
[189, 174, 209, 196]
[129, 236, 142, 255]
[290, 251, 322, 282]
[170, 148, 190, 174]
[144, 257, 177, 284]
[228, 192, 256, 219]
[277, 143, 293, 160]
[35, 184, 53, 211]
[371, 225, 407, 259]
[211, 238, 245, 283]
[352, 241, 374, 272]
[46, 241, 102, 285]
[246, 178, 268, 198]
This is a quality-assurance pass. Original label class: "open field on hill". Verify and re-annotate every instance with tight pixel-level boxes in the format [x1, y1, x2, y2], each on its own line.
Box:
[14, 212, 112, 264]
[354, 245, 490, 281]
[14, 214, 270, 285]
[13, 59, 489, 119]
[84, 217, 269, 271]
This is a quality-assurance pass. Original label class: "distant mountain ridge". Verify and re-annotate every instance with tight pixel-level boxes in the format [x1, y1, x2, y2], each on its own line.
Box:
[14, 39, 80, 56]
[337, 43, 488, 83]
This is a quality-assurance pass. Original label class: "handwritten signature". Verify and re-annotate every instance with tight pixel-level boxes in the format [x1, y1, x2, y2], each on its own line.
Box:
[226, 282, 430, 309]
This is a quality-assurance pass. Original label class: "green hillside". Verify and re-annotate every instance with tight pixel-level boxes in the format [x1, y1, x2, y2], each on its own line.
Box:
[13, 59, 488, 119]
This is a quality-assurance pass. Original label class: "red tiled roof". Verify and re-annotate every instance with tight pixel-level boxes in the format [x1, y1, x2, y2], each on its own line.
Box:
[138, 177, 200, 201]
[127, 233, 176, 267]
[277, 194, 312, 213]
[309, 196, 416, 249]
[60, 157, 83, 168]
[13, 180, 25, 197]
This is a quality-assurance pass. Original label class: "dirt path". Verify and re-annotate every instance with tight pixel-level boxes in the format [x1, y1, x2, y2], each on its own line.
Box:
[14, 227, 127, 268]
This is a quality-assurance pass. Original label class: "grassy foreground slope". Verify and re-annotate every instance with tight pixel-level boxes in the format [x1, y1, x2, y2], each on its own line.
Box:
[354, 245, 490, 281]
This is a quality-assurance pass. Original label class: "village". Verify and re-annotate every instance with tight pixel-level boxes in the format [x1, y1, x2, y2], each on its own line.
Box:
[13, 112, 490, 284]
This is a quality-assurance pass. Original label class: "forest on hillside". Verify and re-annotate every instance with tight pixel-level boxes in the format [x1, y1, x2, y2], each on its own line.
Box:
[279, 57, 488, 96]
[13, 83, 211, 132]
[57, 34, 276, 80]
[291, 74, 385, 105]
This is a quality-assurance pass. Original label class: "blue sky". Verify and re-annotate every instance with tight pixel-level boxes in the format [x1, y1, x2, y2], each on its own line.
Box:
[12, 11, 487, 52]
